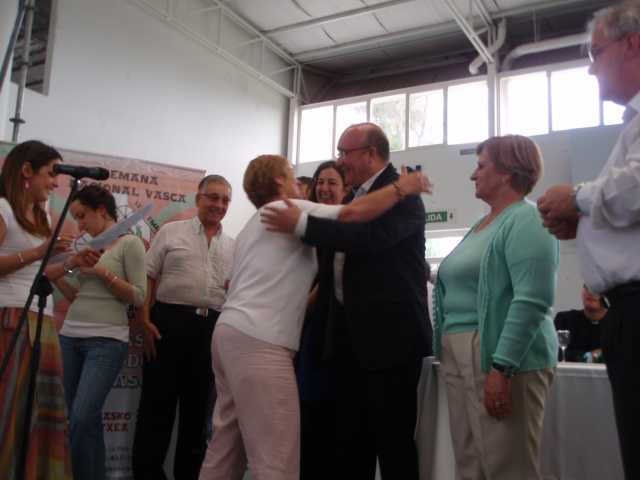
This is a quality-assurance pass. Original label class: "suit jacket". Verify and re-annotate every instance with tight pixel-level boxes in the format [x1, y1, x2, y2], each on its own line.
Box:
[304, 163, 432, 371]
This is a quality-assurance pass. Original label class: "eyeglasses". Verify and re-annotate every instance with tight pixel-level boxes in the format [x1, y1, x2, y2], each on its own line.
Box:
[336, 145, 371, 159]
[588, 40, 619, 63]
[199, 193, 230, 204]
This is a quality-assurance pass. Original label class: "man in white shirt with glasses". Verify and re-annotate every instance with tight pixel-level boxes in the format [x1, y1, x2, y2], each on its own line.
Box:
[132, 175, 234, 480]
[538, 3, 640, 478]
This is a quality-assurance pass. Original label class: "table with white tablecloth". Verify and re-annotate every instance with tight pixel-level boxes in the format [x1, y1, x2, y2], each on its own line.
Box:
[415, 359, 624, 480]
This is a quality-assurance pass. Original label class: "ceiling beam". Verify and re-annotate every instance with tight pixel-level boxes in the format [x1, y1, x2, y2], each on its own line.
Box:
[444, 0, 494, 64]
[129, 0, 303, 98]
[291, 0, 598, 63]
[264, 0, 419, 37]
[335, 54, 471, 84]
[293, 20, 461, 61]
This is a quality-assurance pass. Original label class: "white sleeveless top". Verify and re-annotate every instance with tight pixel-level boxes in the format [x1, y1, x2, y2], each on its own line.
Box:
[0, 198, 53, 316]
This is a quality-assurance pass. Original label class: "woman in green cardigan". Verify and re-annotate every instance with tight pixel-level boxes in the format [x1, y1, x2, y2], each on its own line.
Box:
[433, 135, 559, 480]
[54, 185, 147, 480]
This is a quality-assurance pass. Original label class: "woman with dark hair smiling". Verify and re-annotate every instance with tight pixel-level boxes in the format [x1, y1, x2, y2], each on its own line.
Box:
[298, 160, 350, 480]
[54, 185, 147, 480]
[0, 141, 101, 480]
[307, 160, 351, 205]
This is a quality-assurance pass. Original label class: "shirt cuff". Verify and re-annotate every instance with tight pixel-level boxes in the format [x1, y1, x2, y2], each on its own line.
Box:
[576, 182, 594, 215]
[295, 212, 309, 237]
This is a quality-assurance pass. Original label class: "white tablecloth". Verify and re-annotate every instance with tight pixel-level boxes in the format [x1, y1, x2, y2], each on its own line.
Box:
[415, 359, 624, 480]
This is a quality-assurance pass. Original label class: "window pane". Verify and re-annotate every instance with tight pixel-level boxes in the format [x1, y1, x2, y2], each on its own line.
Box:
[448, 82, 488, 145]
[299, 106, 333, 163]
[336, 102, 367, 143]
[425, 236, 463, 258]
[409, 90, 444, 147]
[371, 94, 406, 151]
[500, 72, 549, 136]
[551, 67, 600, 131]
[603, 101, 625, 126]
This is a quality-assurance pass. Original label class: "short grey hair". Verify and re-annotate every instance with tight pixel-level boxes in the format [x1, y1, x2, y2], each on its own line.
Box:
[587, 1, 640, 41]
[198, 174, 232, 194]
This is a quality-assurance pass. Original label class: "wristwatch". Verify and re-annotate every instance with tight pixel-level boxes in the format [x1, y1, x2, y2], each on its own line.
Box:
[491, 362, 516, 377]
[570, 182, 585, 214]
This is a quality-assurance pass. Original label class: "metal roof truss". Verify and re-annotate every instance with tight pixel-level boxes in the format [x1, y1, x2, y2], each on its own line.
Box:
[130, 0, 302, 98]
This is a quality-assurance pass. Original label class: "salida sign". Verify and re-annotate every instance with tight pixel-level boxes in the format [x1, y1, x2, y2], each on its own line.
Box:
[426, 210, 455, 224]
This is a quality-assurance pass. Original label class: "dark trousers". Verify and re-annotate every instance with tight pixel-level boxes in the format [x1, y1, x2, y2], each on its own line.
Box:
[300, 399, 337, 480]
[331, 321, 422, 480]
[601, 293, 640, 480]
[132, 302, 218, 480]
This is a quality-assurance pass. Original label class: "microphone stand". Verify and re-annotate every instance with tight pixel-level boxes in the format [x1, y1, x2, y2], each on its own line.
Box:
[0, 177, 81, 480]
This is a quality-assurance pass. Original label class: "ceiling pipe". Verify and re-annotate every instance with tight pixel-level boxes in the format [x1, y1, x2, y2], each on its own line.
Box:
[469, 18, 507, 75]
[444, 0, 493, 64]
[501, 32, 586, 71]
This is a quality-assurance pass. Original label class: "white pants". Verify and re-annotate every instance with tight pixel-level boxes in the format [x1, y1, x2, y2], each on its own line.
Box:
[199, 324, 300, 480]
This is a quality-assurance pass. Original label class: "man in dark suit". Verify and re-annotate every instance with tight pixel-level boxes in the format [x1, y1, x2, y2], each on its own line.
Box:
[267, 123, 431, 479]
[554, 284, 605, 362]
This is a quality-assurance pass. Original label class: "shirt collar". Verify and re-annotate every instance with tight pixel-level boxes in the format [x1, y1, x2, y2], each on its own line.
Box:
[354, 164, 388, 198]
[626, 91, 640, 119]
[191, 215, 223, 237]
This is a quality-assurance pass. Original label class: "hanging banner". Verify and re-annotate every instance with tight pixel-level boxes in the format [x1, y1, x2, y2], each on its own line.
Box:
[1, 143, 205, 480]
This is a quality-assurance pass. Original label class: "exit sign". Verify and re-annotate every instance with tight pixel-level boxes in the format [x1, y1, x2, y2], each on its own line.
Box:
[425, 210, 455, 223]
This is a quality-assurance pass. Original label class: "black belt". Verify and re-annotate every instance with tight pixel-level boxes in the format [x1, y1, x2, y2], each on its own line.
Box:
[156, 301, 220, 318]
[600, 281, 640, 310]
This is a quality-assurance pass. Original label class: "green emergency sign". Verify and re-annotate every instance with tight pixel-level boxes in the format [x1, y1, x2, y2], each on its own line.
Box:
[425, 210, 454, 223]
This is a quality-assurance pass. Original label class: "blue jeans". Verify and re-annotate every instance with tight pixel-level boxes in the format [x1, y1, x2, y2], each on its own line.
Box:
[60, 335, 128, 480]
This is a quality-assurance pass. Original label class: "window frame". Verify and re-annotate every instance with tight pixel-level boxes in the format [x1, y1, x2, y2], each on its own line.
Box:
[294, 58, 616, 166]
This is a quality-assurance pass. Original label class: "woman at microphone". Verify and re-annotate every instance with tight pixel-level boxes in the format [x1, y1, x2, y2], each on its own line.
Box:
[53, 184, 147, 480]
[0, 140, 102, 480]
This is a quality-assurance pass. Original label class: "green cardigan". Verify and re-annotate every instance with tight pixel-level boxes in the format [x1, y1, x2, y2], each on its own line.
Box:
[433, 199, 560, 374]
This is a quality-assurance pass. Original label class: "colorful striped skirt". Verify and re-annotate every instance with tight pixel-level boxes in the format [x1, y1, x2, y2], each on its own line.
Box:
[0, 309, 72, 480]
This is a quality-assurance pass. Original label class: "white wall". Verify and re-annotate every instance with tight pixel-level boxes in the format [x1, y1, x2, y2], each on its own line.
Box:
[297, 124, 623, 314]
[2, 0, 290, 237]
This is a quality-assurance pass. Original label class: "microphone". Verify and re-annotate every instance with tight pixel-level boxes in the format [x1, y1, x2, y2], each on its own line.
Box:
[53, 164, 110, 181]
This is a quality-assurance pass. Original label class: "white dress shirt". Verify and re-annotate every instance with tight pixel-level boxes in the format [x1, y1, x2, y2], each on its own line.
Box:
[575, 91, 640, 293]
[333, 166, 387, 304]
[427, 281, 434, 328]
[147, 216, 234, 310]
